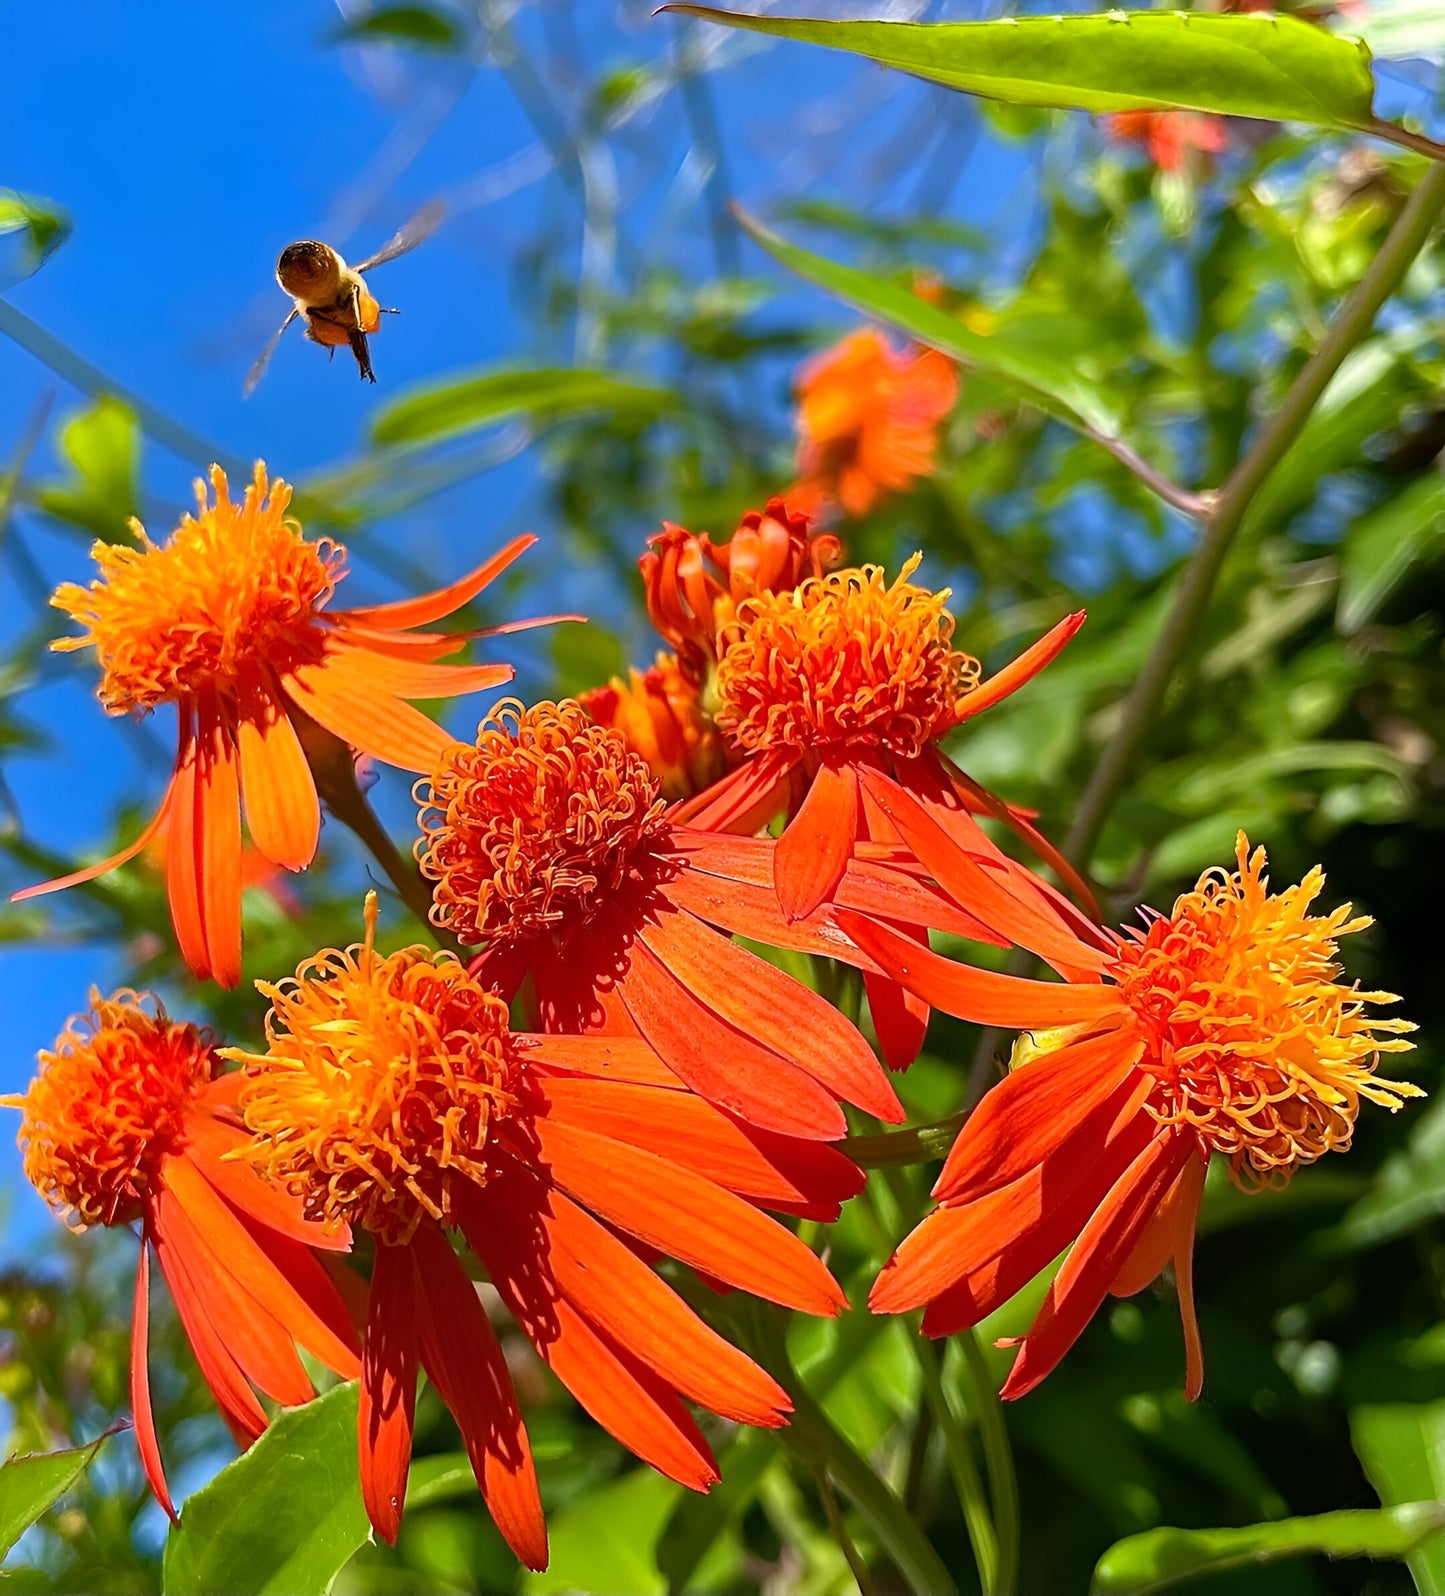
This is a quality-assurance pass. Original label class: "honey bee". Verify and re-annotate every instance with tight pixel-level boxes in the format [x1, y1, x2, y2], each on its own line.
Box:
[243, 199, 444, 396]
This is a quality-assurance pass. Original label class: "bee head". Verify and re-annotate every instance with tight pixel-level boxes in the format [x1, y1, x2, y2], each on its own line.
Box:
[276, 240, 343, 300]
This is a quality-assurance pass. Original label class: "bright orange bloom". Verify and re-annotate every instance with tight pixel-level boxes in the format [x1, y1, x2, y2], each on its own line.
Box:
[791, 328, 957, 518]
[1106, 111, 1228, 172]
[16, 462, 544, 987]
[667, 554, 1087, 1067]
[413, 698, 1011, 1137]
[5, 991, 360, 1518]
[578, 651, 730, 802]
[230, 895, 855, 1562]
[840, 818, 1420, 1399]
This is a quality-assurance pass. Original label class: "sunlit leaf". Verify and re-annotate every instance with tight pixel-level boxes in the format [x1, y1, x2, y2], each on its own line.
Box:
[0, 188, 71, 278]
[1338, 474, 1445, 634]
[526, 1470, 683, 1596]
[331, 5, 465, 51]
[1090, 1501, 1445, 1594]
[1351, 1403, 1445, 1594]
[0, 1429, 117, 1559]
[666, 9, 1377, 128]
[369, 367, 673, 448]
[34, 396, 140, 542]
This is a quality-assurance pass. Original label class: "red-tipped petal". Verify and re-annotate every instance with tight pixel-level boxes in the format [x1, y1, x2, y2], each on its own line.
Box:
[953, 611, 1086, 725]
[237, 700, 320, 872]
[130, 1241, 177, 1522]
[337, 534, 537, 630]
[360, 1241, 419, 1547]
[1110, 1150, 1208, 1300]
[409, 1224, 547, 1572]
[864, 965, 931, 1071]
[773, 759, 858, 923]
[838, 910, 1127, 1030]
[522, 1116, 847, 1316]
[638, 907, 901, 1124]
[283, 656, 453, 774]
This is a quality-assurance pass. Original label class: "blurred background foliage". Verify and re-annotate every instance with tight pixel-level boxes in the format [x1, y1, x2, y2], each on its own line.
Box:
[3, 0, 1445, 1591]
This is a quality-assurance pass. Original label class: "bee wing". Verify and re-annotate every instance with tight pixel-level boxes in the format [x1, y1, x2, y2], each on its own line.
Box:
[354, 199, 445, 274]
[243, 307, 300, 398]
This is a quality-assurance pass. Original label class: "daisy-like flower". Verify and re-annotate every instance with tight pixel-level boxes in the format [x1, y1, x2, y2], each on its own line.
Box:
[578, 651, 730, 803]
[1106, 111, 1228, 173]
[839, 811, 1420, 1399]
[5, 991, 361, 1518]
[15, 462, 547, 987]
[416, 698, 1002, 1136]
[790, 328, 957, 519]
[229, 895, 857, 1562]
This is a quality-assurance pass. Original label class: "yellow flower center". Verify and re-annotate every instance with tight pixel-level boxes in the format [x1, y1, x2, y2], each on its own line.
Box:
[231, 897, 520, 1246]
[51, 462, 343, 713]
[13, 992, 213, 1228]
[416, 699, 669, 948]
[713, 556, 980, 760]
[1111, 836, 1419, 1186]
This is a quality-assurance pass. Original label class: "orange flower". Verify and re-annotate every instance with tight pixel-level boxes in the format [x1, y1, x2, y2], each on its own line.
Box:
[1106, 111, 1228, 173]
[229, 894, 855, 1561]
[839, 819, 1420, 1399]
[14, 462, 545, 987]
[411, 698, 1005, 1136]
[4, 991, 360, 1518]
[791, 328, 957, 518]
[667, 555, 1087, 1066]
[578, 651, 731, 802]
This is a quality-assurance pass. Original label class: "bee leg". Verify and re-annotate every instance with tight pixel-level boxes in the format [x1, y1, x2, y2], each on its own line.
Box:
[348, 329, 378, 384]
[378, 307, 400, 315]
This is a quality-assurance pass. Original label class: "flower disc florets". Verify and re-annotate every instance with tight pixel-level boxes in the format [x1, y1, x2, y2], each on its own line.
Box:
[416, 699, 670, 948]
[713, 555, 980, 760]
[1110, 835, 1419, 1186]
[233, 902, 522, 1245]
[14, 991, 214, 1229]
[51, 463, 344, 714]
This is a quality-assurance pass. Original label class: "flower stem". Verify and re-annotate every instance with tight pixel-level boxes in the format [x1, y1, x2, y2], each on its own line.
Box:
[915, 1330, 1000, 1595]
[843, 1113, 966, 1168]
[1064, 157, 1445, 869]
[958, 1332, 1020, 1596]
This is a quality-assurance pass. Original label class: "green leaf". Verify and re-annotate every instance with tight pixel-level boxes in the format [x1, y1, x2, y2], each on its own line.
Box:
[1352, 1403, 1445, 1594]
[163, 1384, 367, 1596]
[1338, 473, 1445, 634]
[730, 207, 1122, 438]
[34, 396, 140, 542]
[666, 9, 1376, 128]
[331, 5, 465, 51]
[0, 1428, 117, 1559]
[525, 1470, 681, 1596]
[369, 367, 674, 448]
[0, 188, 72, 276]
[1090, 1501, 1445, 1595]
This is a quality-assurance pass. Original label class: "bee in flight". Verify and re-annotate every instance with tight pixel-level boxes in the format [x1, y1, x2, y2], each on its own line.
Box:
[244, 199, 443, 396]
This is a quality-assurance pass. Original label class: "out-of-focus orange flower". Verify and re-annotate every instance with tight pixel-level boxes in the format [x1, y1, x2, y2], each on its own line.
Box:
[841, 827, 1420, 1399]
[791, 328, 957, 518]
[15, 463, 548, 987]
[4, 991, 360, 1518]
[231, 894, 852, 1561]
[411, 698, 1007, 1136]
[578, 652, 730, 803]
[1106, 110, 1229, 173]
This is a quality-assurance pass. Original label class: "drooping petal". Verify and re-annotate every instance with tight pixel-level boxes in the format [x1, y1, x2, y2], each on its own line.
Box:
[837, 909, 1128, 1030]
[130, 1241, 177, 1522]
[408, 1223, 547, 1572]
[1000, 1130, 1193, 1400]
[521, 1115, 847, 1316]
[313, 643, 515, 702]
[10, 788, 172, 903]
[773, 758, 859, 923]
[195, 695, 243, 989]
[864, 956, 932, 1071]
[282, 654, 454, 774]
[336, 534, 537, 631]
[670, 749, 794, 832]
[638, 906, 901, 1123]
[953, 611, 1086, 724]
[236, 697, 320, 872]
[1110, 1150, 1208, 1300]
[360, 1240, 419, 1547]
[165, 710, 212, 980]
[619, 935, 847, 1141]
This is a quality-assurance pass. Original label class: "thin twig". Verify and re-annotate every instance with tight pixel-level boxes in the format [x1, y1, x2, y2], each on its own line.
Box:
[815, 1466, 879, 1596]
[1367, 116, 1445, 165]
[1082, 425, 1211, 518]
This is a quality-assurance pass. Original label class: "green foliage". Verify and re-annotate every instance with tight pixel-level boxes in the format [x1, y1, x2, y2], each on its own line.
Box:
[1351, 1403, 1445, 1593]
[0, 1430, 115, 1561]
[0, 189, 71, 277]
[330, 5, 467, 52]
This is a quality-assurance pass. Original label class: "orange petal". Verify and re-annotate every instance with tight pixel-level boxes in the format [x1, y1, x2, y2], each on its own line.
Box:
[360, 1240, 419, 1548]
[953, 611, 1086, 725]
[195, 697, 243, 989]
[130, 1243, 177, 1522]
[336, 534, 537, 630]
[183, 1110, 350, 1250]
[315, 643, 515, 701]
[282, 655, 452, 774]
[165, 715, 212, 980]
[522, 1033, 684, 1090]
[774, 759, 858, 923]
[670, 749, 794, 832]
[864, 965, 931, 1072]
[521, 1116, 847, 1316]
[1110, 1150, 1208, 1299]
[409, 1223, 547, 1572]
[10, 789, 171, 902]
[837, 910, 1127, 1030]
[638, 906, 901, 1124]
[619, 934, 847, 1141]
[237, 700, 320, 872]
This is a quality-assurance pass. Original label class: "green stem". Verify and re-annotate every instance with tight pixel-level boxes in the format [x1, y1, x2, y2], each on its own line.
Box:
[958, 1333, 1020, 1596]
[916, 1332, 1000, 1595]
[815, 1465, 879, 1596]
[1063, 158, 1445, 868]
[843, 1113, 965, 1168]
